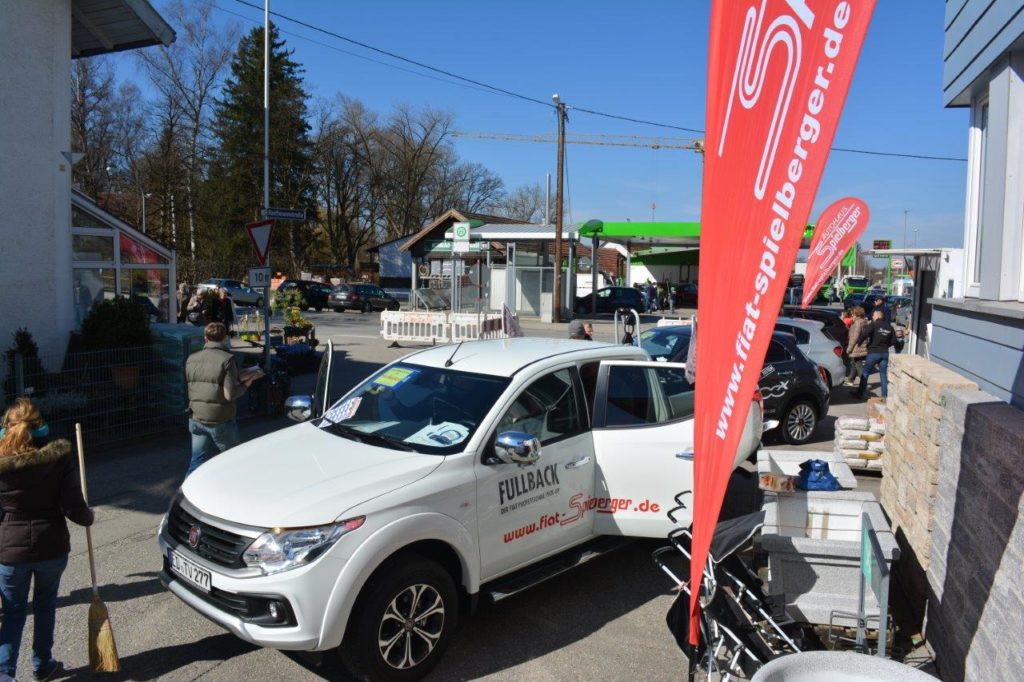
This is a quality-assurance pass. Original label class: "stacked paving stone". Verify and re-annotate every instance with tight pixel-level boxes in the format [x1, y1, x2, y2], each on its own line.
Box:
[834, 411, 885, 470]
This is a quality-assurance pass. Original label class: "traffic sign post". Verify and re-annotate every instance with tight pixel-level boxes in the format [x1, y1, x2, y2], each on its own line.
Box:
[248, 266, 272, 289]
[246, 219, 275, 266]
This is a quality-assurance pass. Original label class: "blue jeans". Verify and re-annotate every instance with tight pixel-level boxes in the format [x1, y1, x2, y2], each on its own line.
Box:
[857, 352, 890, 398]
[187, 418, 240, 476]
[0, 554, 68, 677]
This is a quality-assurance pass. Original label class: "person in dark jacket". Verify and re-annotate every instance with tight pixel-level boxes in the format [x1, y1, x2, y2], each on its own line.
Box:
[0, 398, 93, 681]
[851, 309, 900, 399]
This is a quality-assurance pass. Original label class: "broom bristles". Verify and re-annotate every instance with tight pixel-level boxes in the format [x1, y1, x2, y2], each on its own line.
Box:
[88, 595, 121, 673]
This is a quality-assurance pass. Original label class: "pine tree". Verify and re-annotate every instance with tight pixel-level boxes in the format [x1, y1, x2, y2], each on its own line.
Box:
[205, 24, 313, 277]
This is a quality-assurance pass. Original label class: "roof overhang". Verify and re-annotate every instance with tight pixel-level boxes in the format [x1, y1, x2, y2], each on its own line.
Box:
[443, 223, 578, 241]
[577, 220, 815, 248]
[862, 248, 942, 258]
[72, 0, 175, 59]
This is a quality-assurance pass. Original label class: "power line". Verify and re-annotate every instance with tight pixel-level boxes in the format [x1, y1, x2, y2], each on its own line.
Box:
[232, 0, 552, 109]
[213, 3, 503, 100]
[229, 0, 967, 163]
[230, 0, 698, 132]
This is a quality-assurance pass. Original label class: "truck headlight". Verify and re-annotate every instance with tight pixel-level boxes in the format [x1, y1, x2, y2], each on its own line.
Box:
[243, 517, 364, 575]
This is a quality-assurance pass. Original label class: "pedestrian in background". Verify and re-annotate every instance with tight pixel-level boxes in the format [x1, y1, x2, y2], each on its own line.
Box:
[0, 398, 94, 681]
[176, 284, 190, 323]
[873, 296, 891, 324]
[844, 306, 868, 386]
[186, 288, 205, 325]
[852, 308, 900, 399]
[568, 319, 587, 340]
[583, 322, 594, 341]
[184, 323, 262, 476]
[217, 288, 236, 335]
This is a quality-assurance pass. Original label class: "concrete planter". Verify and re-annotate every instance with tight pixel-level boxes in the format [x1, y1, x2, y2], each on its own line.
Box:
[759, 490, 898, 626]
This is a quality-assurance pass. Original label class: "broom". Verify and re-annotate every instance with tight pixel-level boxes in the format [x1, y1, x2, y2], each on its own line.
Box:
[75, 423, 121, 672]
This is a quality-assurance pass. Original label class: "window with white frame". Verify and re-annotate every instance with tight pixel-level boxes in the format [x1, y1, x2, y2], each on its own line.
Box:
[965, 97, 989, 295]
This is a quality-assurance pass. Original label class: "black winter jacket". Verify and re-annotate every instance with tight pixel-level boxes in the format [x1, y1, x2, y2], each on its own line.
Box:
[0, 440, 94, 564]
[856, 319, 899, 355]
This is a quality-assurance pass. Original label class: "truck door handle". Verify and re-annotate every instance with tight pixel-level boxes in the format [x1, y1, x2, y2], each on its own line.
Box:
[565, 456, 591, 469]
[675, 451, 694, 461]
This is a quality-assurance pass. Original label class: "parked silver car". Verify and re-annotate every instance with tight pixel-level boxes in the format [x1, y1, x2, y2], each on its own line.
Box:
[199, 278, 263, 306]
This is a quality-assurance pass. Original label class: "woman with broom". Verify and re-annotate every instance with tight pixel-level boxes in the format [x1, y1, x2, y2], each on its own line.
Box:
[0, 398, 93, 681]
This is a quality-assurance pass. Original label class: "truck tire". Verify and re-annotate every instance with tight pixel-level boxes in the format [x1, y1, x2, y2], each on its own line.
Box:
[781, 399, 818, 445]
[339, 555, 458, 682]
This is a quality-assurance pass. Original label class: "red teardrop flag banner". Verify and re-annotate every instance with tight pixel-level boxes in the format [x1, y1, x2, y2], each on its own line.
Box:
[692, 0, 876, 643]
[801, 197, 870, 307]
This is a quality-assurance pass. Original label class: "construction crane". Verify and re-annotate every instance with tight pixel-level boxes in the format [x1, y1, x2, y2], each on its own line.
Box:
[451, 131, 704, 153]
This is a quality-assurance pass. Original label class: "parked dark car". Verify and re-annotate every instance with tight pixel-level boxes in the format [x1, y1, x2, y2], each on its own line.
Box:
[782, 305, 849, 349]
[640, 326, 831, 445]
[843, 292, 868, 311]
[276, 279, 332, 311]
[672, 282, 698, 307]
[332, 283, 400, 313]
[574, 286, 645, 315]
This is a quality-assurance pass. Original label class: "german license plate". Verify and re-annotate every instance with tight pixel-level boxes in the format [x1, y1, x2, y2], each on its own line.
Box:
[168, 549, 211, 593]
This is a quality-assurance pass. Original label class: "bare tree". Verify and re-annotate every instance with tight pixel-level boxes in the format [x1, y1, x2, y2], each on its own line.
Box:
[494, 183, 546, 223]
[136, 0, 238, 263]
[71, 57, 119, 202]
[310, 98, 382, 270]
[425, 157, 505, 216]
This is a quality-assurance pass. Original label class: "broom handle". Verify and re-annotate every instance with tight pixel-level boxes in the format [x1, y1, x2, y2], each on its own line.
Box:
[75, 424, 99, 596]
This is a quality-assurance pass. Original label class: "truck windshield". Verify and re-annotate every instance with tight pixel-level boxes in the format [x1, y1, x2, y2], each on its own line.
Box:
[846, 277, 869, 287]
[316, 363, 509, 455]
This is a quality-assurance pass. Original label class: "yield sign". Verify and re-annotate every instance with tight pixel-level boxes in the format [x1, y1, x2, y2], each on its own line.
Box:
[245, 219, 275, 265]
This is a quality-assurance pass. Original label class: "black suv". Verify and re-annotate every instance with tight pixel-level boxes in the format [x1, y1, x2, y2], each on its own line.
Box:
[331, 283, 400, 313]
[782, 305, 849, 349]
[575, 286, 645, 315]
[276, 279, 332, 311]
[640, 326, 831, 444]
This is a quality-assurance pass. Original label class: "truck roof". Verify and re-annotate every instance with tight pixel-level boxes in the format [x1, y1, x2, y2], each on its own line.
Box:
[404, 337, 647, 377]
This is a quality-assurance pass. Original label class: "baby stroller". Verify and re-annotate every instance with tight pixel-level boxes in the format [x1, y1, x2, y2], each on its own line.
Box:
[654, 497, 804, 680]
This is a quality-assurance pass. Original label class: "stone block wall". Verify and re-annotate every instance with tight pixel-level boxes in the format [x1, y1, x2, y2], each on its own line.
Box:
[881, 354, 1024, 681]
[882, 355, 976, 605]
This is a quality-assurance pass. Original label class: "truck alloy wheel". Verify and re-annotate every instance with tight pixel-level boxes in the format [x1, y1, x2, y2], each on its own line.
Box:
[340, 556, 457, 682]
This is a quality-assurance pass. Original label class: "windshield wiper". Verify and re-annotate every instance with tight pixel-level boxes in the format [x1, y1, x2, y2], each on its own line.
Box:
[323, 422, 416, 452]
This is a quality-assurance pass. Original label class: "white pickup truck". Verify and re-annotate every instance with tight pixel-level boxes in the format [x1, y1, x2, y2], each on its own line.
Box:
[158, 338, 763, 681]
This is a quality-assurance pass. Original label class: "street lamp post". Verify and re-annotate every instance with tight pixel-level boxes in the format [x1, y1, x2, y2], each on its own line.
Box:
[141, 192, 152, 234]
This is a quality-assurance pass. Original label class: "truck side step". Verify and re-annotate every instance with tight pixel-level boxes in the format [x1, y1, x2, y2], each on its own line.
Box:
[483, 537, 633, 603]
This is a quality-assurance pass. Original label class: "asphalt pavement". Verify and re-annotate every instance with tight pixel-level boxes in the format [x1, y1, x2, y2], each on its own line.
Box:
[18, 308, 885, 680]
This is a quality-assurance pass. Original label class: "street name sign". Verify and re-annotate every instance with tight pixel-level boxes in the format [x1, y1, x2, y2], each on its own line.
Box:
[248, 266, 272, 289]
[264, 207, 306, 221]
[246, 219, 275, 266]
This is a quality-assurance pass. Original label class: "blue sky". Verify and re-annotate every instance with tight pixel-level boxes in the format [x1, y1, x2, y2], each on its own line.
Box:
[127, 0, 969, 251]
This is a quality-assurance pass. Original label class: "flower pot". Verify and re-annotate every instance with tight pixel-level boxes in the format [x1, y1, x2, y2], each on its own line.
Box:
[111, 365, 140, 391]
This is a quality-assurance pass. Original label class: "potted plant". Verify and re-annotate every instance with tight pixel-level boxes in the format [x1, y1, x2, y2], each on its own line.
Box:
[79, 297, 152, 390]
[4, 328, 45, 400]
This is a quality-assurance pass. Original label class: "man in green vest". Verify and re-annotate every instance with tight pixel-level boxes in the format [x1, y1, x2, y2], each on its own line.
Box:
[184, 323, 262, 476]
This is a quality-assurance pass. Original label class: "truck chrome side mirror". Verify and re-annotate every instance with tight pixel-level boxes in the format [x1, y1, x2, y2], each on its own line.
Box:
[285, 395, 313, 422]
[494, 431, 542, 465]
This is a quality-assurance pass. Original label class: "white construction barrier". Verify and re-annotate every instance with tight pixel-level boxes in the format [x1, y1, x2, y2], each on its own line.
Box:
[380, 311, 449, 343]
[380, 311, 511, 344]
[450, 313, 507, 342]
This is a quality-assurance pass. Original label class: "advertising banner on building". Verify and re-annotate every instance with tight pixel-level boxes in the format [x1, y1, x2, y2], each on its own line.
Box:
[691, 0, 876, 641]
[801, 197, 870, 307]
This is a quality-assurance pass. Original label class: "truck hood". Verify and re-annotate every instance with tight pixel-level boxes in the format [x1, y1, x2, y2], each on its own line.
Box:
[181, 423, 443, 528]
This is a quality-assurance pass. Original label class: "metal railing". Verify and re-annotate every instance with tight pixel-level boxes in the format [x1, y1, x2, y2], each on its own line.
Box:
[3, 343, 190, 448]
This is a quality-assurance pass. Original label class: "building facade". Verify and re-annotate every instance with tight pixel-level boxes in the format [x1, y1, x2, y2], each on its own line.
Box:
[0, 1, 174, 359]
[931, 1, 1024, 407]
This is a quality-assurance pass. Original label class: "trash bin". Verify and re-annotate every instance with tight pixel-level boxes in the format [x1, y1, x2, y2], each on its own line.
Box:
[751, 651, 935, 681]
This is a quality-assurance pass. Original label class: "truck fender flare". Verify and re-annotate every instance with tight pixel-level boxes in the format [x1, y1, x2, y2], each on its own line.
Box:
[316, 511, 479, 651]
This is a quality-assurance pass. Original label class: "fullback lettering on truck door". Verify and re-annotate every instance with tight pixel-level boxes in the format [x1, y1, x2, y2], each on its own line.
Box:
[497, 464, 560, 515]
